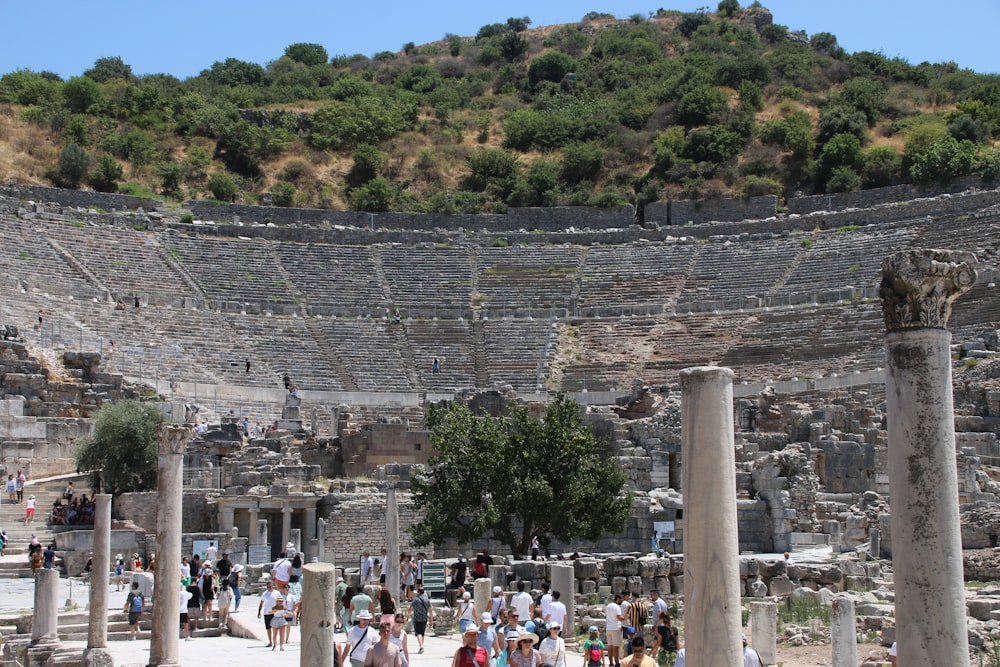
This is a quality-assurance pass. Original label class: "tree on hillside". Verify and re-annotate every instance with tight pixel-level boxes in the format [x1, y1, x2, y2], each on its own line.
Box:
[410, 394, 631, 556]
[84, 56, 135, 83]
[284, 43, 329, 67]
[75, 400, 166, 496]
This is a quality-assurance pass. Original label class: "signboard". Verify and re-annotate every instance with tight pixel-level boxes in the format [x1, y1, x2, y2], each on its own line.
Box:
[421, 562, 447, 596]
[192, 539, 219, 561]
[653, 521, 676, 541]
[248, 544, 272, 565]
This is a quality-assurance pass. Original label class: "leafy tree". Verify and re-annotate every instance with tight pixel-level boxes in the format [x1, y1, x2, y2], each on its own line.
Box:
[809, 32, 844, 59]
[908, 136, 978, 184]
[717, 0, 741, 18]
[825, 165, 860, 193]
[349, 176, 394, 211]
[815, 133, 863, 190]
[159, 162, 182, 194]
[84, 56, 135, 83]
[284, 43, 329, 67]
[947, 114, 991, 144]
[466, 148, 521, 198]
[90, 154, 123, 192]
[506, 16, 532, 32]
[446, 34, 464, 57]
[677, 85, 728, 127]
[75, 400, 166, 496]
[681, 125, 744, 164]
[561, 142, 604, 185]
[308, 97, 415, 150]
[206, 172, 238, 201]
[528, 52, 578, 89]
[508, 159, 559, 207]
[759, 23, 787, 45]
[346, 144, 386, 187]
[498, 30, 529, 62]
[272, 181, 296, 207]
[817, 104, 868, 144]
[410, 395, 630, 555]
[202, 58, 266, 88]
[0, 69, 61, 106]
[62, 76, 105, 114]
[678, 12, 711, 38]
[837, 77, 887, 125]
[56, 143, 91, 188]
[861, 145, 901, 188]
[217, 121, 289, 176]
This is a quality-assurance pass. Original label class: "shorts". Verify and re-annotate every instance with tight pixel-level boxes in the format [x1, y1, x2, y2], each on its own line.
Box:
[607, 632, 621, 647]
[180, 613, 189, 625]
[128, 612, 141, 625]
[26, 509, 34, 518]
[264, 613, 274, 629]
[413, 620, 427, 636]
[187, 608, 201, 621]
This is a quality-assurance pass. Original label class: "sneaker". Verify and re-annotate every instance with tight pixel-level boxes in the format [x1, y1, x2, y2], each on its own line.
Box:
[185, 637, 193, 641]
[418, 648, 424, 654]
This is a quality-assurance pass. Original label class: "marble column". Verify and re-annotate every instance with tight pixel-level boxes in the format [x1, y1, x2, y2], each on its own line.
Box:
[474, 578, 492, 619]
[248, 507, 260, 543]
[282, 507, 293, 554]
[220, 507, 235, 534]
[386, 487, 400, 598]
[87, 494, 112, 649]
[830, 595, 857, 667]
[680, 366, 742, 667]
[31, 568, 60, 646]
[300, 562, 337, 667]
[316, 518, 327, 562]
[303, 508, 316, 562]
[148, 425, 187, 667]
[551, 564, 576, 636]
[749, 601, 776, 666]
[290, 529, 302, 556]
[869, 527, 881, 560]
[880, 249, 975, 667]
[257, 518, 269, 547]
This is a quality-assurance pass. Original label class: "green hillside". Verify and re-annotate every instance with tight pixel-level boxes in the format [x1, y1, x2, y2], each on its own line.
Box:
[1, 1, 998, 215]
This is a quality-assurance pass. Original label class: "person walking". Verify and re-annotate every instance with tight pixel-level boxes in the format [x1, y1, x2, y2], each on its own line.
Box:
[25, 495, 36, 524]
[410, 585, 433, 654]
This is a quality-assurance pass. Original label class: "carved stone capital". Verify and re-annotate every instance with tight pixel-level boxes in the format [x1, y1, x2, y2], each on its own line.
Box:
[880, 249, 977, 332]
[157, 424, 189, 456]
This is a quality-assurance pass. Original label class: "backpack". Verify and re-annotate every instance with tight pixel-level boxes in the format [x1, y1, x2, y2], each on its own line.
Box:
[130, 593, 143, 613]
[588, 641, 603, 663]
[664, 628, 677, 651]
[228, 571, 239, 587]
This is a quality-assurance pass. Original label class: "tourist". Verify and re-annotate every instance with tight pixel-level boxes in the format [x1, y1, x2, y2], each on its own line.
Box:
[581, 625, 603, 667]
[361, 551, 374, 584]
[400, 552, 415, 601]
[216, 579, 233, 628]
[448, 554, 468, 593]
[546, 591, 567, 634]
[502, 609, 522, 641]
[650, 612, 678, 660]
[245, 357, 251, 375]
[511, 581, 533, 623]
[291, 550, 304, 580]
[114, 553, 125, 591]
[888, 641, 897, 666]
[605, 593, 625, 667]
[377, 548, 389, 583]
[477, 612, 502, 660]
[25, 495, 35, 524]
[672, 647, 685, 667]
[335, 576, 349, 631]
[228, 563, 243, 611]
[452, 626, 489, 667]
[200, 561, 216, 620]
[625, 591, 647, 629]
[269, 596, 289, 651]
[432, 357, 440, 374]
[538, 584, 553, 621]
[415, 552, 426, 586]
[531, 536, 540, 561]
[179, 583, 193, 641]
[509, 632, 541, 667]
[205, 541, 218, 561]
[456, 591, 476, 633]
[133, 295, 141, 312]
[217, 552, 231, 580]
[146, 553, 156, 573]
[344, 610, 377, 667]
[526, 607, 547, 635]
[410, 584, 433, 653]
[490, 585, 507, 623]
[389, 612, 410, 667]
[5, 474, 14, 504]
[15, 470, 25, 503]
[350, 585, 375, 624]
[498, 627, 520, 667]
[180, 556, 191, 586]
[649, 589, 668, 620]
[273, 550, 292, 589]
[287, 577, 303, 625]
[742, 634, 763, 667]
[124, 581, 143, 640]
[539, 622, 567, 667]
[258, 580, 281, 647]
[0, 529, 7, 556]
[378, 582, 397, 625]
[185, 580, 202, 638]
[341, 586, 356, 633]
[42, 543, 56, 569]
[132, 552, 143, 572]
[366, 621, 402, 667]
[620, 635, 655, 667]
[472, 553, 489, 580]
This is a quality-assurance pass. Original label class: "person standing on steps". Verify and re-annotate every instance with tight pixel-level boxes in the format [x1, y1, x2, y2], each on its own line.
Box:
[25, 495, 35, 524]
[124, 581, 143, 640]
[245, 357, 251, 375]
[15, 470, 25, 503]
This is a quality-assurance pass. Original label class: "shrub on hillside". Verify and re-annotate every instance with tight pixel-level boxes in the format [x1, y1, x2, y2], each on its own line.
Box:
[206, 172, 238, 202]
[55, 142, 91, 188]
[90, 154, 123, 192]
[861, 145, 901, 188]
[528, 52, 578, 89]
[817, 104, 868, 144]
[908, 136, 979, 184]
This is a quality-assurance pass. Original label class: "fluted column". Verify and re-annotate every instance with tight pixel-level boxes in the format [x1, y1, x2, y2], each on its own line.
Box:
[148, 425, 188, 667]
[680, 366, 742, 667]
[880, 249, 976, 667]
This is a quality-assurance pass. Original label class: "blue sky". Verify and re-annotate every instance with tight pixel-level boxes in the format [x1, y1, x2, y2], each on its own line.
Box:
[1, 1, 996, 79]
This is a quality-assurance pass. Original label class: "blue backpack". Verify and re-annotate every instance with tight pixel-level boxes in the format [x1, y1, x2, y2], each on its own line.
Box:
[130, 593, 143, 613]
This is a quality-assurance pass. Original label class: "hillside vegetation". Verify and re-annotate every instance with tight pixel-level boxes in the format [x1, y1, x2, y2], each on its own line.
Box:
[1, 1, 999, 215]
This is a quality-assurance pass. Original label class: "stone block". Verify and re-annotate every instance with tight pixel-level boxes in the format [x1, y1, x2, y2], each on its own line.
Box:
[574, 558, 600, 580]
[791, 587, 821, 603]
[512, 561, 546, 581]
[611, 576, 627, 594]
[815, 565, 844, 585]
[767, 575, 794, 597]
[748, 579, 768, 597]
[626, 575, 643, 593]
[668, 575, 683, 595]
[654, 576, 670, 595]
[967, 599, 1000, 621]
[580, 580, 597, 596]
[636, 557, 658, 578]
[758, 560, 787, 578]
[604, 555, 638, 577]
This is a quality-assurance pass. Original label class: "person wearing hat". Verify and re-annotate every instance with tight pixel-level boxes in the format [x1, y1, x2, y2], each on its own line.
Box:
[622, 627, 637, 656]
[509, 632, 541, 667]
[258, 580, 281, 647]
[490, 585, 507, 623]
[478, 612, 502, 659]
[742, 634, 763, 667]
[620, 634, 655, 667]
[114, 553, 125, 591]
[452, 626, 489, 667]
[457, 590, 476, 633]
[25, 494, 35, 524]
[540, 621, 567, 667]
[273, 550, 293, 589]
[200, 561, 216, 621]
[132, 553, 143, 572]
[229, 563, 243, 611]
[344, 610, 377, 667]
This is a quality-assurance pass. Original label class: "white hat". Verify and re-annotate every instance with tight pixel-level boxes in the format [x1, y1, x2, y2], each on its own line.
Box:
[337, 576, 345, 583]
[481, 612, 494, 623]
[202, 561, 212, 567]
[357, 610, 373, 620]
[232, 564, 244, 573]
[116, 554, 123, 559]
[493, 586, 503, 594]
[462, 591, 472, 600]
[463, 626, 479, 635]
[550, 622, 562, 629]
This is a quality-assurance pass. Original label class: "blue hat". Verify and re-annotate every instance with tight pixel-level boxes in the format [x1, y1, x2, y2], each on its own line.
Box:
[624, 627, 636, 636]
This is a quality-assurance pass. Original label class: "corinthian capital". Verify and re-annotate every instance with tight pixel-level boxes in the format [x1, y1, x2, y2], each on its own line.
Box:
[879, 249, 977, 332]
[158, 424, 189, 456]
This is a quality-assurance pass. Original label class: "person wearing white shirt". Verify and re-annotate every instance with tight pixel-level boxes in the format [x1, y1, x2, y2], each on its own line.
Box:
[345, 611, 378, 667]
[538, 623, 566, 667]
[742, 635, 763, 667]
[605, 593, 625, 667]
[511, 581, 533, 623]
[673, 648, 685, 667]
[539, 584, 553, 620]
[649, 590, 669, 622]
[546, 591, 567, 635]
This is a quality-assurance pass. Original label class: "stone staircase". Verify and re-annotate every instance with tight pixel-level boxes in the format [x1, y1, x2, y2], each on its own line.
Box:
[0, 474, 89, 578]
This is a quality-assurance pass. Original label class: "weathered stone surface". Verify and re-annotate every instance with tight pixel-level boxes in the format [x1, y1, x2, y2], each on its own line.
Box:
[512, 561, 546, 580]
[636, 556, 657, 578]
[604, 555, 638, 577]
[767, 575, 794, 597]
[573, 558, 599, 580]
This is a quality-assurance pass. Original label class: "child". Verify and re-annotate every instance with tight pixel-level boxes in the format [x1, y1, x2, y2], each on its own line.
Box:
[584, 626, 606, 667]
[216, 579, 233, 629]
[269, 597, 288, 651]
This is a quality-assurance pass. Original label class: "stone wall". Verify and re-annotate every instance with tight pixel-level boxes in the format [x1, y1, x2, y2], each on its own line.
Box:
[320, 493, 428, 564]
[648, 195, 778, 225]
[0, 184, 160, 212]
[785, 176, 993, 214]
[116, 490, 217, 533]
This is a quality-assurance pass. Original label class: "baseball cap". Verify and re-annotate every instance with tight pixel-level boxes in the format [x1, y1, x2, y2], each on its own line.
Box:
[493, 586, 503, 594]
[588, 625, 598, 633]
[481, 612, 494, 623]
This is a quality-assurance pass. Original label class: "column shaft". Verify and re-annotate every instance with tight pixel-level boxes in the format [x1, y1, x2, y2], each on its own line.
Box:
[749, 601, 776, 666]
[300, 563, 337, 667]
[31, 568, 60, 645]
[88, 494, 112, 648]
[148, 425, 186, 667]
[886, 329, 969, 665]
[282, 507, 293, 553]
[830, 596, 857, 667]
[386, 488, 400, 598]
[680, 366, 742, 667]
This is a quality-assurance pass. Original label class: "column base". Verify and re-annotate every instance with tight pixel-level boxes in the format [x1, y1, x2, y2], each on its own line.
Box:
[83, 647, 115, 667]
